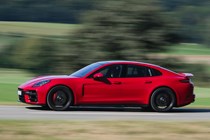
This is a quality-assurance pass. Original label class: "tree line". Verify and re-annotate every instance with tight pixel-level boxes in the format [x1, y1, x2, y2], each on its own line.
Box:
[0, 0, 210, 86]
[0, 0, 94, 23]
[1, 0, 210, 43]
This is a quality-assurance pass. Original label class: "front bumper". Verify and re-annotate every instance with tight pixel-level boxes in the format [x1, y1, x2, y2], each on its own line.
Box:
[18, 89, 25, 103]
[18, 88, 38, 103]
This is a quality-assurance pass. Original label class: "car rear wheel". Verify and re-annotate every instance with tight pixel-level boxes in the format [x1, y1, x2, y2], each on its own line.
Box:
[47, 86, 73, 111]
[150, 87, 175, 112]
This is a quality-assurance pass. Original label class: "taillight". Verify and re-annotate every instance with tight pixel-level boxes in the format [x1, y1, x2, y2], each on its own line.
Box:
[178, 73, 193, 83]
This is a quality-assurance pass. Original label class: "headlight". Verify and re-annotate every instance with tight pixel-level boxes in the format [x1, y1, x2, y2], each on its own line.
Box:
[32, 80, 50, 87]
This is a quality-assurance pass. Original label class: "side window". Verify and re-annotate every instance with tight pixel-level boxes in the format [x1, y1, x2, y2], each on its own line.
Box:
[150, 68, 162, 76]
[125, 65, 150, 77]
[90, 65, 123, 78]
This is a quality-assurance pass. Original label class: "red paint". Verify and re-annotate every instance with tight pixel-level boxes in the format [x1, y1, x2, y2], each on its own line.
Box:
[18, 61, 195, 108]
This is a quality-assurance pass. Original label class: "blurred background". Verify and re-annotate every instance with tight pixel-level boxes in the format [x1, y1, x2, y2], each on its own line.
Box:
[0, 0, 210, 105]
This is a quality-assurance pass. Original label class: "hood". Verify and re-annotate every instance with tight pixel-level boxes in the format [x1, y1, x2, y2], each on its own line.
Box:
[19, 75, 76, 87]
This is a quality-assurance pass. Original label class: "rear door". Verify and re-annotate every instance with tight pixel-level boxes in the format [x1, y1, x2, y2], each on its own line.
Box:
[118, 64, 154, 104]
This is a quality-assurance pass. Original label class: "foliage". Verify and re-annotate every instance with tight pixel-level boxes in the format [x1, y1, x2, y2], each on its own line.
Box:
[0, 0, 210, 43]
[68, 0, 179, 68]
[161, 0, 210, 44]
[0, 0, 209, 87]
[0, 38, 60, 74]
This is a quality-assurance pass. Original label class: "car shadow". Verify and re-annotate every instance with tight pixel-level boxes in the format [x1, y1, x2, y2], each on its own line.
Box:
[25, 106, 210, 113]
[169, 108, 210, 113]
[26, 106, 141, 112]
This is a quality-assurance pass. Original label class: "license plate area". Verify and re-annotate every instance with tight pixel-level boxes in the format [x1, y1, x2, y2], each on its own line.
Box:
[18, 90, 22, 95]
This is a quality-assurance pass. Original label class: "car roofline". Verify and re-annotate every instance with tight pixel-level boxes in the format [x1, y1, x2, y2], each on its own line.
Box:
[97, 60, 157, 67]
[96, 60, 177, 75]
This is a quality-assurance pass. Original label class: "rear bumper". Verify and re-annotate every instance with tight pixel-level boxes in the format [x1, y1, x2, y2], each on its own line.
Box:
[177, 93, 195, 107]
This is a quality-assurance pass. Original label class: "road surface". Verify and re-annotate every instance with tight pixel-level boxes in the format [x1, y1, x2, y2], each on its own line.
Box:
[0, 105, 210, 121]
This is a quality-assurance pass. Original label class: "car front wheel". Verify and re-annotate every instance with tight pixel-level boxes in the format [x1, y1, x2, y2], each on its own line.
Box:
[47, 86, 73, 111]
[150, 87, 175, 112]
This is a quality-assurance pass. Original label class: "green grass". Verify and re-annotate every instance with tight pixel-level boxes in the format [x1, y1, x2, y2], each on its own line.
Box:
[0, 21, 79, 36]
[189, 87, 210, 107]
[0, 21, 79, 48]
[0, 68, 32, 104]
[0, 83, 19, 103]
[0, 120, 210, 140]
[163, 43, 210, 55]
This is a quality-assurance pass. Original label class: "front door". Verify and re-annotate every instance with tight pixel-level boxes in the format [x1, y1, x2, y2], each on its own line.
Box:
[81, 64, 124, 104]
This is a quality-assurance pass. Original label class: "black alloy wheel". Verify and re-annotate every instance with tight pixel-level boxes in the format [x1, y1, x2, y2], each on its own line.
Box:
[150, 87, 175, 112]
[47, 86, 73, 111]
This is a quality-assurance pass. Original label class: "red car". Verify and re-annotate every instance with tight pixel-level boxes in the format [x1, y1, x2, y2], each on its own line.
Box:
[18, 61, 195, 112]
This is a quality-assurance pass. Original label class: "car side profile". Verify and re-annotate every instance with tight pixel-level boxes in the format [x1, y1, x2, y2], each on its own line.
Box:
[18, 61, 195, 112]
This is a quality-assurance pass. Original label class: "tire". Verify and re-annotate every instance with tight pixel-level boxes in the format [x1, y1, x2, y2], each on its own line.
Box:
[47, 86, 73, 111]
[150, 87, 175, 112]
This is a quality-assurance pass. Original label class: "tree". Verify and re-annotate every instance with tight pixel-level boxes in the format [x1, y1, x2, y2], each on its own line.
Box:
[3, 38, 59, 74]
[68, 0, 179, 68]
[161, 0, 210, 44]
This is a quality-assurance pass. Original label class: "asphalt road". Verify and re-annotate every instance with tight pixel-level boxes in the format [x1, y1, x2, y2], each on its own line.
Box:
[0, 105, 210, 121]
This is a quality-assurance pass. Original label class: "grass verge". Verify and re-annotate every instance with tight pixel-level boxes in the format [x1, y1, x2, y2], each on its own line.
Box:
[0, 120, 210, 140]
[0, 68, 32, 104]
[163, 43, 210, 55]
[0, 21, 78, 36]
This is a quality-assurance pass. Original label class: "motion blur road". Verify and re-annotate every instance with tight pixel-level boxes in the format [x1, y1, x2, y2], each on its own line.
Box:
[1, 105, 210, 121]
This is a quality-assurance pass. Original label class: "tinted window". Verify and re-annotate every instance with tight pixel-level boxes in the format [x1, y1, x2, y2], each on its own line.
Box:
[70, 62, 105, 77]
[150, 68, 162, 76]
[125, 65, 150, 77]
[90, 64, 123, 78]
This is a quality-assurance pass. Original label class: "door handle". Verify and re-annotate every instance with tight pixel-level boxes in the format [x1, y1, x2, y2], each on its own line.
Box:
[112, 81, 122, 85]
[145, 81, 152, 84]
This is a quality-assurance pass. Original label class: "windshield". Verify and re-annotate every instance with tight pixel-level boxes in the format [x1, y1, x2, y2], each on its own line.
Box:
[70, 62, 105, 77]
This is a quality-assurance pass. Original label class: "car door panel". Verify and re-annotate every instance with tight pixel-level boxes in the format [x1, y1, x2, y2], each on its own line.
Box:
[80, 78, 124, 104]
[117, 77, 153, 104]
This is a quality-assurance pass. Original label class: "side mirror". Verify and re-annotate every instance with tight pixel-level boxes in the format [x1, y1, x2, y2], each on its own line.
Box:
[93, 73, 104, 80]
